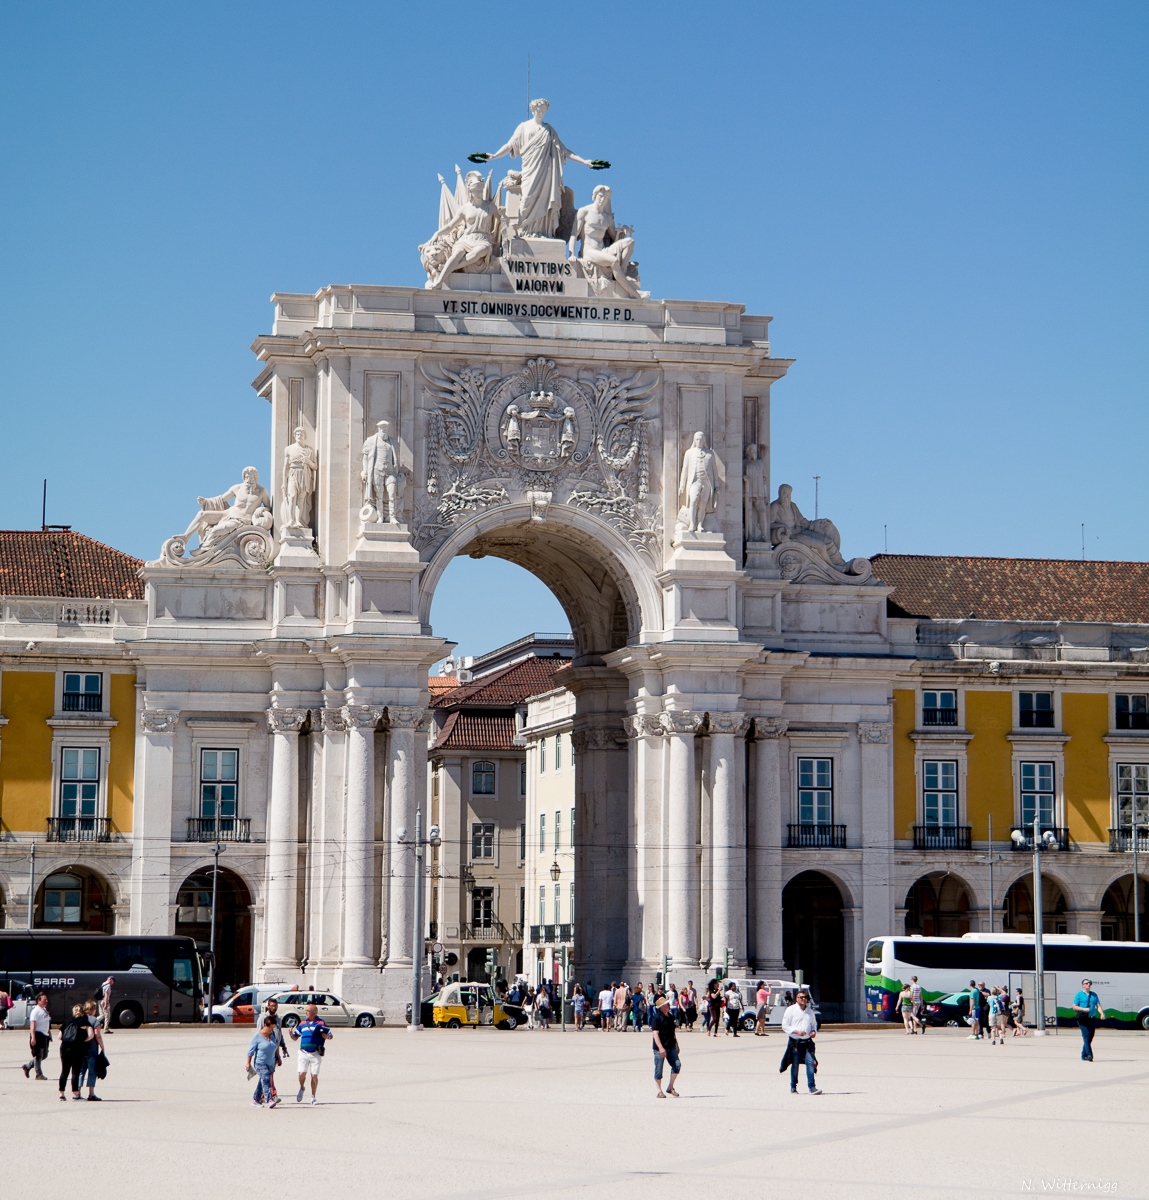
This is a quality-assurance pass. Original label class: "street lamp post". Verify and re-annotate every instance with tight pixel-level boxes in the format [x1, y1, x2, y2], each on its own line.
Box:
[1013, 815, 1058, 1036]
[1133, 819, 1141, 944]
[549, 861, 561, 1025]
[27, 841, 36, 931]
[407, 810, 442, 1033]
[208, 840, 223, 1020]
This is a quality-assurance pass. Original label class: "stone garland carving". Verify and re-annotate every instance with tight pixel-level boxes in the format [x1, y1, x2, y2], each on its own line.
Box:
[156, 467, 275, 569]
[707, 712, 752, 738]
[752, 717, 789, 740]
[342, 705, 383, 730]
[417, 357, 660, 560]
[768, 483, 874, 585]
[659, 710, 705, 737]
[141, 710, 179, 734]
[623, 714, 663, 740]
[386, 705, 429, 731]
[320, 707, 349, 733]
[571, 725, 627, 753]
[266, 707, 308, 734]
[858, 721, 892, 745]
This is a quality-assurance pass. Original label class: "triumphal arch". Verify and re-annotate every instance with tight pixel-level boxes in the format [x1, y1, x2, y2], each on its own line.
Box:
[136, 103, 893, 1012]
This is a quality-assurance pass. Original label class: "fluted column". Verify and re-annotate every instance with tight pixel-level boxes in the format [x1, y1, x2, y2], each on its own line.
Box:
[342, 705, 381, 967]
[709, 712, 751, 968]
[751, 718, 788, 972]
[662, 710, 704, 972]
[385, 706, 426, 970]
[263, 707, 307, 972]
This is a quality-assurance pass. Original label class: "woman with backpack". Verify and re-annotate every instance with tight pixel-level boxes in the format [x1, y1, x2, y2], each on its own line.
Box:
[58, 1004, 88, 1101]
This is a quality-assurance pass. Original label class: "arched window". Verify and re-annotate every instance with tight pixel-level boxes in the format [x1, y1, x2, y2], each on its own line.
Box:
[44, 873, 82, 924]
[472, 760, 496, 795]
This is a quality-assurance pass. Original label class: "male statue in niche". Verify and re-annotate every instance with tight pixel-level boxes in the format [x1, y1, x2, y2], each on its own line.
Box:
[676, 431, 718, 534]
[361, 420, 405, 525]
[281, 427, 317, 533]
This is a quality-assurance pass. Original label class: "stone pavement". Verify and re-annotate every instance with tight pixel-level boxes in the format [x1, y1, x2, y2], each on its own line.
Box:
[1, 1023, 1144, 1199]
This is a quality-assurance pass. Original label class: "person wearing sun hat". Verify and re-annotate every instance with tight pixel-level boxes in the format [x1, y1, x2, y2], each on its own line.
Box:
[652, 993, 682, 1099]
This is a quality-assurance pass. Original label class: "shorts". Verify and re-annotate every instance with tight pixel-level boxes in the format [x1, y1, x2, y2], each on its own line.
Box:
[297, 1049, 322, 1077]
[653, 1045, 681, 1081]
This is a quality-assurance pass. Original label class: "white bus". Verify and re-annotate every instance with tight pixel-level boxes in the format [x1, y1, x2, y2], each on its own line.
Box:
[864, 933, 1149, 1029]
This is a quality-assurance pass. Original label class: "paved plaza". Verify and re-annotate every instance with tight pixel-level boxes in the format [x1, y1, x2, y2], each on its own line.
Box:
[2, 1023, 1144, 1198]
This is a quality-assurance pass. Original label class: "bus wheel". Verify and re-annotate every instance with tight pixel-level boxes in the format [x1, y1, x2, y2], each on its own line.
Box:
[114, 1002, 143, 1029]
[1139, 1011, 1149, 1031]
[447, 1018, 462, 1029]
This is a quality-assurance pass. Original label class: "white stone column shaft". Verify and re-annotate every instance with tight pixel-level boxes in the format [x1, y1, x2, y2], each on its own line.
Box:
[264, 707, 307, 971]
[129, 709, 179, 936]
[709, 713, 750, 967]
[751, 719, 787, 972]
[385, 708, 424, 970]
[342, 706, 380, 966]
[663, 711, 703, 972]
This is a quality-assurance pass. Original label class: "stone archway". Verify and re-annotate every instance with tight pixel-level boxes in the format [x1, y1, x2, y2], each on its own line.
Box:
[782, 870, 846, 1022]
[905, 872, 972, 937]
[175, 867, 253, 995]
[1100, 875, 1148, 942]
[1004, 874, 1069, 934]
[35, 864, 116, 932]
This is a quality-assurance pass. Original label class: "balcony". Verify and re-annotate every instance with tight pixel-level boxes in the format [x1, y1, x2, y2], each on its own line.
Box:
[61, 692, 102, 713]
[1009, 825, 1069, 851]
[186, 817, 251, 843]
[786, 823, 847, 849]
[921, 708, 958, 727]
[913, 824, 972, 851]
[529, 924, 573, 945]
[1109, 828, 1149, 853]
[462, 921, 508, 942]
[47, 816, 111, 842]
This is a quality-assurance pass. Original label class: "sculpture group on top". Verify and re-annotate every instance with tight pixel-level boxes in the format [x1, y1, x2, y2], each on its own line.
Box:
[419, 100, 644, 300]
[766, 482, 874, 584]
[156, 466, 277, 569]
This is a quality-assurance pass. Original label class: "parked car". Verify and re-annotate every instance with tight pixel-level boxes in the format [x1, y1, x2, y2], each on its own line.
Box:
[923, 990, 973, 1028]
[406, 992, 438, 1028]
[209, 983, 294, 1024]
[269, 989, 383, 1028]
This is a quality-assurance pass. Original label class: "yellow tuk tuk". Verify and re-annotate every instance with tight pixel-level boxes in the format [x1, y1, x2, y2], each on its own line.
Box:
[432, 982, 521, 1030]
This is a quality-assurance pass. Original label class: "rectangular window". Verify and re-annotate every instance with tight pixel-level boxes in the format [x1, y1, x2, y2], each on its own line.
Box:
[470, 821, 494, 860]
[1019, 692, 1055, 729]
[554, 734, 562, 771]
[554, 883, 561, 924]
[538, 884, 546, 926]
[62, 673, 102, 713]
[570, 807, 575, 848]
[519, 886, 525, 925]
[554, 809, 561, 852]
[59, 748, 100, 829]
[797, 757, 833, 825]
[1116, 763, 1149, 828]
[519, 821, 526, 861]
[540, 738, 547, 774]
[922, 690, 957, 726]
[472, 760, 495, 795]
[520, 760, 526, 795]
[471, 887, 494, 927]
[1020, 761, 1055, 827]
[539, 812, 545, 853]
[200, 750, 238, 828]
[922, 760, 958, 826]
[569, 882, 575, 924]
[1116, 695, 1149, 731]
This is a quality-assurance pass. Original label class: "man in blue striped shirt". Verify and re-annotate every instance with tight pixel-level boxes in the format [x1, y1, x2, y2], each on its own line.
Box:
[290, 1003, 333, 1105]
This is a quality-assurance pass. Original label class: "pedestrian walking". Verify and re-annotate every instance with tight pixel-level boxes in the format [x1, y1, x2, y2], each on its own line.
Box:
[910, 976, 926, 1033]
[522, 988, 536, 1030]
[57, 1004, 88, 1100]
[1072, 978, 1105, 1062]
[22, 992, 51, 1080]
[987, 988, 1005, 1045]
[0, 984, 12, 1030]
[261, 997, 289, 1101]
[754, 981, 769, 1036]
[537, 984, 552, 1030]
[1011, 987, 1028, 1036]
[652, 995, 681, 1100]
[706, 980, 722, 1038]
[98, 976, 115, 1034]
[899, 984, 916, 1033]
[965, 980, 981, 1040]
[597, 983, 613, 1031]
[780, 989, 821, 1095]
[290, 1002, 332, 1105]
[666, 983, 678, 1029]
[246, 1014, 280, 1107]
[725, 982, 743, 1036]
[572, 984, 587, 1030]
[681, 981, 698, 1031]
[79, 1000, 105, 1099]
[977, 982, 991, 1038]
[614, 981, 630, 1031]
[631, 984, 647, 1031]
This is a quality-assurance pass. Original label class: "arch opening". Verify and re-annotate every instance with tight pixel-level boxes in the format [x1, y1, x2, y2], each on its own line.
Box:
[1100, 875, 1149, 942]
[1004, 876, 1068, 935]
[782, 870, 846, 1022]
[175, 868, 253, 998]
[904, 872, 972, 937]
[34, 866, 115, 932]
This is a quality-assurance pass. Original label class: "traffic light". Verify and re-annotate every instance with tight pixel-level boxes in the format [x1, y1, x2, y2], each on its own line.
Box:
[486, 948, 498, 981]
[724, 946, 733, 981]
[443, 951, 458, 967]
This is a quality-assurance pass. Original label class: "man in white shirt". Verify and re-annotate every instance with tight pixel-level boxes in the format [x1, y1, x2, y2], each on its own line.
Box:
[781, 990, 821, 1095]
[99, 976, 115, 1034]
[23, 992, 51, 1080]
[597, 986, 613, 1032]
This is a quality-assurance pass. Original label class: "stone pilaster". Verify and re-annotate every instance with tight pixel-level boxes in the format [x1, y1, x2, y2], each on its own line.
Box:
[708, 712, 751, 970]
[661, 710, 705, 974]
[339, 705, 382, 974]
[129, 709, 179, 936]
[384, 705, 426, 974]
[263, 706, 308, 973]
[750, 717, 788, 973]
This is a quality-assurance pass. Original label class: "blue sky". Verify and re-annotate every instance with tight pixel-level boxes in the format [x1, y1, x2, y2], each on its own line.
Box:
[1, 3, 1145, 660]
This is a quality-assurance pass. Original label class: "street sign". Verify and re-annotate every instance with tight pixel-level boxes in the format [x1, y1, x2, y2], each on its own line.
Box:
[432, 941, 443, 955]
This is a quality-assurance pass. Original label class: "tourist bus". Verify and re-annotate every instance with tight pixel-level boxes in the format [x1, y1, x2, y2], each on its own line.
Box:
[864, 933, 1149, 1029]
[0, 931, 203, 1027]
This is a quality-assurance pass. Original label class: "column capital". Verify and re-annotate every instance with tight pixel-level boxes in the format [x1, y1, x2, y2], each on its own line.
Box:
[320, 706, 349, 733]
[859, 721, 892, 745]
[572, 724, 626, 753]
[659, 710, 704, 737]
[141, 710, 179, 734]
[266, 706, 308, 734]
[387, 705, 428, 731]
[753, 717, 789, 739]
[707, 712, 751, 737]
[623, 714, 663, 740]
[343, 704, 383, 730]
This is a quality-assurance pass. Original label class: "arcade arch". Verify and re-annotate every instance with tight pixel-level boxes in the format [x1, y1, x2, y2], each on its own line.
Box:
[904, 871, 973, 937]
[1100, 875, 1148, 942]
[34, 864, 116, 932]
[175, 867, 253, 996]
[1004, 874, 1069, 935]
[782, 870, 847, 1022]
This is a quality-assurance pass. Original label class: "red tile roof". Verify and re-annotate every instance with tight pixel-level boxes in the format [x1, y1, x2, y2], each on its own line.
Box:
[871, 554, 1149, 624]
[430, 655, 570, 709]
[431, 712, 519, 752]
[0, 530, 143, 600]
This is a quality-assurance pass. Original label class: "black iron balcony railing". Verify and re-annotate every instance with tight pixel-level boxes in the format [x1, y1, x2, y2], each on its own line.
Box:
[462, 921, 508, 942]
[47, 816, 111, 842]
[1009, 825, 1069, 851]
[512, 923, 524, 941]
[913, 824, 972, 850]
[787, 823, 847, 849]
[186, 817, 251, 843]
[62, 692, 102, 713]
[921, 708, 958, 727]
[1109, 828, 1149, 853]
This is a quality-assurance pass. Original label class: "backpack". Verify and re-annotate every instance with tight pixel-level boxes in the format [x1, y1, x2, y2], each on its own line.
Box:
[61, 1018, 87, 1050]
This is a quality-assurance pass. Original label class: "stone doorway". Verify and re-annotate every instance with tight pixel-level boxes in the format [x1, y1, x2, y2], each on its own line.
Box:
[175, 868, 252, 997]
[782, 870, 845, 1022]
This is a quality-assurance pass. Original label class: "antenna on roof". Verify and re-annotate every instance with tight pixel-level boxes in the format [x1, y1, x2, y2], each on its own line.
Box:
[1081, 523, 1085, 562]
[41, 479, 47, 531]
[884, 524, 888, 554]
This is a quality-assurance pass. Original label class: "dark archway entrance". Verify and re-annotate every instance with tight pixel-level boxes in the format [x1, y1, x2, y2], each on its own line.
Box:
[1100, 876, 1148, 942]
[905, 872, 972, 937]
[35, 866, 114, 931]
[1004, 876, 1067, 935]
[175, 868, 252, 997]
[782, 871, 845, 1022]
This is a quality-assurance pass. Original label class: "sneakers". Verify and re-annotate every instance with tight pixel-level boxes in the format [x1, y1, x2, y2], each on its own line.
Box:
[790, 1088, 797, 1094]
[251, 1099, 263, 1107]
[22, 1064, 30, 1078]
[310, 1096, 317, 1106]
[268, 1097, 280, 1108]
[296, 1087, 305, 1103]
[809, 1088, 823, 1096]
[87, 1095, 102, 1102]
